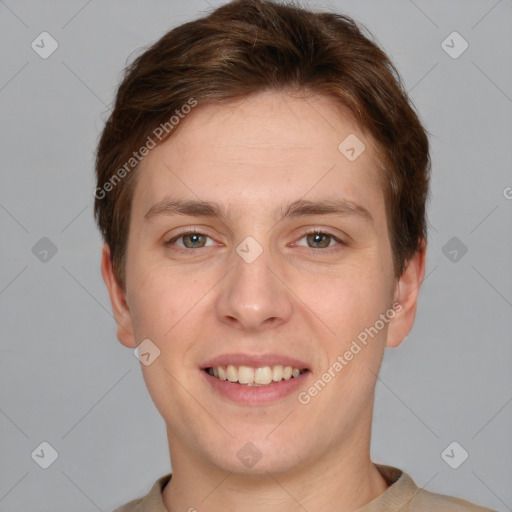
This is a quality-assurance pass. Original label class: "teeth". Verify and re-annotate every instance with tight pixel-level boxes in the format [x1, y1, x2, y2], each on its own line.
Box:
[226, 364, 237, 382]
[238, 365, 254, 384]
[255, 366, 273, 385]
[217, 366, 227, 380]
[272, 365, 283, 382]
[207, 364, 306, 385]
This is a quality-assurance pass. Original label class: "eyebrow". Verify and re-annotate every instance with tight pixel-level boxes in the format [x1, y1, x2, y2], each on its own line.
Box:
[144, 197, 373, 223]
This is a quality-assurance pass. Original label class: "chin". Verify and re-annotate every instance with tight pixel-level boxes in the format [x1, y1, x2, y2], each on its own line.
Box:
[202, 434, 308, 477]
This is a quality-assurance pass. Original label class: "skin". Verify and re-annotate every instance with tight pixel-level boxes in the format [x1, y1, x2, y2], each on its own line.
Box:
[102, 90, 426, 512]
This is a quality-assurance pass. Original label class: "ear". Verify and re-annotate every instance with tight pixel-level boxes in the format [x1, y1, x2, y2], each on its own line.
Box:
[386, 239, 427, 348]
[101, 244, 137, 348]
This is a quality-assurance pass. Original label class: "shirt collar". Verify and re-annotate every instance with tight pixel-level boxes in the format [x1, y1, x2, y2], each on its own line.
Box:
[133, 464, 418, 512]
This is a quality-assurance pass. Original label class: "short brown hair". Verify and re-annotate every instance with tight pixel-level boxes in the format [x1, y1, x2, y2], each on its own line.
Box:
[94, 0, 430, 286]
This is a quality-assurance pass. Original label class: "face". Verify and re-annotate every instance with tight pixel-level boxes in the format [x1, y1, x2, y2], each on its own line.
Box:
[104, 90, 422, 476]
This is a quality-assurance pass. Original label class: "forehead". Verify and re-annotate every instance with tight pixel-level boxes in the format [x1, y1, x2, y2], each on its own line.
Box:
[132, 91, 385, 220]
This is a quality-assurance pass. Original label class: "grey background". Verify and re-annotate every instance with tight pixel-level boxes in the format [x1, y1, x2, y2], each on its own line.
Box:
[1, 0, 511, 510]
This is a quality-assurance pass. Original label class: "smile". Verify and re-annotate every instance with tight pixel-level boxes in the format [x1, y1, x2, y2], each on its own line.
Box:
[205, 364, 308, 386]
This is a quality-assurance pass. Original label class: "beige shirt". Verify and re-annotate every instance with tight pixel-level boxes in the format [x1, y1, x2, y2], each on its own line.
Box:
[113, 464, 496, 511]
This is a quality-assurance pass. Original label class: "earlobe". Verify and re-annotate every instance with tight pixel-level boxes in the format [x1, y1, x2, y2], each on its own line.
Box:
[386, 239, 427, 348]
[100, 244, 137, 348]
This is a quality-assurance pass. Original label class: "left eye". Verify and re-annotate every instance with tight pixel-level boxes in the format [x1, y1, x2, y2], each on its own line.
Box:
[295, 231, 342, 249]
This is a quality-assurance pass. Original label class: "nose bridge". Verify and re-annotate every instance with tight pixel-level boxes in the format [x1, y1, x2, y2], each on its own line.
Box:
[216, 236, 293, 330]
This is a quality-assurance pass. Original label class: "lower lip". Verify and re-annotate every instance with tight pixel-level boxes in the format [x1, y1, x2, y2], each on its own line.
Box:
[202, 369, 310, 405]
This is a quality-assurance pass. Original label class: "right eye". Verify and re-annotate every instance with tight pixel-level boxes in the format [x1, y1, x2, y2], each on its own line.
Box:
[165, 230, 217, 250]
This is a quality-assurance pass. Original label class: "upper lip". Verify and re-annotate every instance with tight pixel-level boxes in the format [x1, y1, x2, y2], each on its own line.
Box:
[201, 353, 310, 370]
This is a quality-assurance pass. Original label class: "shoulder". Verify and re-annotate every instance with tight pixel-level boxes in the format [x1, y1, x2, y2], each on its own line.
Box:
[112, 499, 141, 512]
[111, 474, 172, 512]
[373, 464, 496, 512]
[409, 488, 496, 511]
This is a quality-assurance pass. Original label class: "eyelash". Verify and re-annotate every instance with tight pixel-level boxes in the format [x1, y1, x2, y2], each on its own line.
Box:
[164, 228, 346, 253]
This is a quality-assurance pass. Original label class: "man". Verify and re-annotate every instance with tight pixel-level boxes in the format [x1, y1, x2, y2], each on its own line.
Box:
[94, 1, 495, 510]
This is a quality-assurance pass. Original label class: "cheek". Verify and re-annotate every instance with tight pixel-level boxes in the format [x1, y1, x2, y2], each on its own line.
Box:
[125, 263, 175, 339]
[125, 260, 211, 356]
[295, 262, 393, 402]
[302, 262, 392, 338]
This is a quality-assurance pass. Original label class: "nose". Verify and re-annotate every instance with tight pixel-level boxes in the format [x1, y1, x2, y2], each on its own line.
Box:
[214, 242, 294, 332]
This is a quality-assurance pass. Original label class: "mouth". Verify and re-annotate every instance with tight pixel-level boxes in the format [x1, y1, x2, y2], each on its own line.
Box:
[200, 354, 311, 404]
[204, 365, 309, 386]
